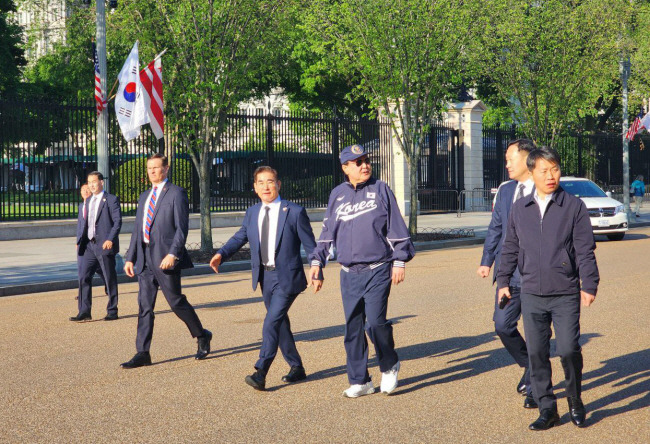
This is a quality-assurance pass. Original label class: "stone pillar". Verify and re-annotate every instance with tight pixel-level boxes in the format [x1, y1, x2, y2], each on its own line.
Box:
[381, 104, 411, 217]
[445, 100, 487, 192]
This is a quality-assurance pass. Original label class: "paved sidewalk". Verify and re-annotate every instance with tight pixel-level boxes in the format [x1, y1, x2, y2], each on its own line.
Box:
[2, 209, 649, 296]
[1, 231, 649, 442]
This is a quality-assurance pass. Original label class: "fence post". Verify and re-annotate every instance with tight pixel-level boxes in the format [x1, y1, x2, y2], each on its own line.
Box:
[266, 112, 274, 166]
[577, 132, 583, 177]
[332, 110, 341, 185]
[495, 123, 503, 182]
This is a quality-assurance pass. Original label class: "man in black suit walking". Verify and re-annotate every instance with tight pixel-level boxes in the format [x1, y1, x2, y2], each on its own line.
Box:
[121, 154, 211, 369]
[71, 172, 122, 322]
[210, 166, 322, 390]
[477, 139, 537, 408]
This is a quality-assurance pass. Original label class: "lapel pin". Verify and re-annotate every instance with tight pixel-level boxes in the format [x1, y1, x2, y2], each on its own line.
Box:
[283, 207, 288, 212]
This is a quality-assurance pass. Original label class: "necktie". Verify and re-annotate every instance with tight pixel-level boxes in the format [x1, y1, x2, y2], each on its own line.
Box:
[144, 186, 158, 242]
[515, 183, 525, 202]
[87, 197, 97, 240]
[260, 206, 270, 265]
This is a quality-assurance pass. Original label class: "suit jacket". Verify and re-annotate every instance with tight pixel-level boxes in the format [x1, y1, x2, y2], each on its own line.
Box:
[125, 182, 193, 275]
[480, 180, 521, 287]
[218, 200, 319, 295]
[77, 192, 122, 256]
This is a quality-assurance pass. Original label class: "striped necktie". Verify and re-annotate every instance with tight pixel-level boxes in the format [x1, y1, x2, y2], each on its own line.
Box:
[144, 186, 158, 242]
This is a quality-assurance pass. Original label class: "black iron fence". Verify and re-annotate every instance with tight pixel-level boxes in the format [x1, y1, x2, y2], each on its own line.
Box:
[482, 124, 650, 191]
[0, 98, 392, 221]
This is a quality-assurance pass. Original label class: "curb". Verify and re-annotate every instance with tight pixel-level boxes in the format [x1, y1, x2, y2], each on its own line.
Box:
[3, 221, 648, 298]
[0, 236, 485, 297]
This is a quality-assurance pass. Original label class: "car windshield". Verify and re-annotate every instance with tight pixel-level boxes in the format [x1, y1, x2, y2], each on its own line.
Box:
[561, 180, 607, 198]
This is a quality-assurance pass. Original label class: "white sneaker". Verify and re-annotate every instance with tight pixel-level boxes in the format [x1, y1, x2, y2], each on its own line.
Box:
[380, 361, 400, 394]
[342, 380, 375, 398]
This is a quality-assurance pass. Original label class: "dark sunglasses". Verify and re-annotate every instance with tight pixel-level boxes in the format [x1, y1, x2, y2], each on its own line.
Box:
[351, 157, 371, 167]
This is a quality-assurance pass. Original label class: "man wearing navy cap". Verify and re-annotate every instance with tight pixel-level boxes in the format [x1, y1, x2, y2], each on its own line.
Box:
[309, 144, 415, 397]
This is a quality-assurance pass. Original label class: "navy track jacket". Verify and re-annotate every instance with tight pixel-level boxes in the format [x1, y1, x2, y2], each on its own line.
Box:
[309, 177, 415, 268]
[496, 186, 600, 296]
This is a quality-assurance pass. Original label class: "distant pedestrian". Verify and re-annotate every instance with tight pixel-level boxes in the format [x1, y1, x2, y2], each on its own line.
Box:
[630, 175, 645, 217]
[309, 144, 415, 398]
[72, 173, 122, 322]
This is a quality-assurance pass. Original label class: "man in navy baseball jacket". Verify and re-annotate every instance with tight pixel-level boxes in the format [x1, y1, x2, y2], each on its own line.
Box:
[497, 148, 599, 431]
[210, 166, 322, 391]
[477, 139, 537, 408]
[309, 144, 415, 397]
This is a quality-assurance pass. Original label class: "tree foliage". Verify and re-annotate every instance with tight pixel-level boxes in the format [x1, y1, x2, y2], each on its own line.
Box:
[0, 0, 26, 96]
[471, 0, 627, 144]
[304, 0, 471, 234]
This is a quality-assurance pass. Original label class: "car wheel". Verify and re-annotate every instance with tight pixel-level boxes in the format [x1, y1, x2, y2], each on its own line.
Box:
[606, 233, 625, 241]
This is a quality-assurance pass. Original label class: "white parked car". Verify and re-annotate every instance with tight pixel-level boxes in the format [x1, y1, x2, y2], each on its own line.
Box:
[560, 177, 628, 241]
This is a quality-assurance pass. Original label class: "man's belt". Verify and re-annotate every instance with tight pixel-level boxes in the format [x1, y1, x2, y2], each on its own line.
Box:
[262, 265, 276, 271]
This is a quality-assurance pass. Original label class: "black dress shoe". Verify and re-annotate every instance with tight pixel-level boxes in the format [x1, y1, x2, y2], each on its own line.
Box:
[567, 396, 587, 427]
[517, 368, 529, 395]
[69, 313, 92, 322]
[195, 329, 212, 360]
[245, 369, 267, 391]
[104, 313, 119, 321]
[529, 408, 560, 431]
[282, 366, 307, 383]
[121, 352, 152, 369]
[523, 394, 538, 409]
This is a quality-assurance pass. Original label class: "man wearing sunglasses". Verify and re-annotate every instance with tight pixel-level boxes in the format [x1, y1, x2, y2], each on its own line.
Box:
[309, 144, 415, 397]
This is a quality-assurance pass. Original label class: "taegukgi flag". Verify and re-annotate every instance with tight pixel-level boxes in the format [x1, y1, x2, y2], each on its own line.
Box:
[115, 41, 149, 142]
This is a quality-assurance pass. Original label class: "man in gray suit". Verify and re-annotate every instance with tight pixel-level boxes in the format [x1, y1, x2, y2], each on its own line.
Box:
[121, 153, 211, 369]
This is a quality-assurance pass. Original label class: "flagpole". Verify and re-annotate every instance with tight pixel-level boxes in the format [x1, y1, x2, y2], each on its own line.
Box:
[96, 0, 110, 192]
[621, 57, 631, 220]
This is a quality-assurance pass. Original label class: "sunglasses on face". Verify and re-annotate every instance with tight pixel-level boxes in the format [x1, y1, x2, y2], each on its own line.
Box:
[351, 157, 371, 167]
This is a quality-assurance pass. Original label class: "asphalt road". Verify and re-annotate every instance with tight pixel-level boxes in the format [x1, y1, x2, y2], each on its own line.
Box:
[1, 227, 649, 443]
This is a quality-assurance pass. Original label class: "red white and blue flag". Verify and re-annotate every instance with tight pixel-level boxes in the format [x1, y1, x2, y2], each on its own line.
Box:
[139, 56, 164, 140]
[115, 41, 150, 141]
[93, 42, 107, 116]
[626, 111, 645, 140]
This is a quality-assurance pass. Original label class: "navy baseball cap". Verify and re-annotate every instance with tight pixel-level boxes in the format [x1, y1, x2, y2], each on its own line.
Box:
[339, 144, 367, 164]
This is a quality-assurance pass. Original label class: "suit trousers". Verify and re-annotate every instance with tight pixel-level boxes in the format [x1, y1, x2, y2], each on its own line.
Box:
[493, 286, 530, 392]
[135, 245, 204, 353]
[341, 262, 397, 385]
[521, 292, 583, 411]
[78, 241, 118, 316]
[255, 269, 302, 372]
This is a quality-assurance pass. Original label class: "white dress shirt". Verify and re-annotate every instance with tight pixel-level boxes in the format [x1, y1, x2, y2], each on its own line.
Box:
[87, 191, 104, 240]
[257, 196, 282, 267]
[513, 178, 534, 203]
[534, 191, 555, 218]
[142, 179, 168, 243]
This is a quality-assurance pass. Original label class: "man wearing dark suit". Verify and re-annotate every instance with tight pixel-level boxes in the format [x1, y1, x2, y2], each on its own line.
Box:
[498, 148, 599, 431]
[121, 153, 211, 369]
[71, 172, 122, 322]
[75, 184, 108, 301]
[477, 139, 537, 408]
[210, 166, 322, 390]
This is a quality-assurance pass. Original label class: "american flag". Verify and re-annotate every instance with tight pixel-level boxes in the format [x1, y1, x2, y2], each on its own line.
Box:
[139, 56, 164, 140]
[626, 111, 645, 140]
[93, 43, 107, 116]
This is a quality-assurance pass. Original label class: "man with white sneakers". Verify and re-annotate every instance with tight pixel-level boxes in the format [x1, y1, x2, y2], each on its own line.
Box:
[309, 144, 415, 397]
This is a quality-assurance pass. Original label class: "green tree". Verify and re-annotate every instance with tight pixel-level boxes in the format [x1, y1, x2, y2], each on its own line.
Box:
[112, 0, 292, 251]
[0, 0, 26, 96]
[471, 0, 627, 145]
[305, 0, 472, 234]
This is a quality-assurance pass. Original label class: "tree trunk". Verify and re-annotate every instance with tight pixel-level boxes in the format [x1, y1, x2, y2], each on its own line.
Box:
[408, 154, 418, 237]
[199, 155, 213, 252]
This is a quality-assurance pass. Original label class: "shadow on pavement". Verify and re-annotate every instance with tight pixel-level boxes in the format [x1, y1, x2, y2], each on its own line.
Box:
[580, 348, 650, 425]
[116, 295, 263, 320]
